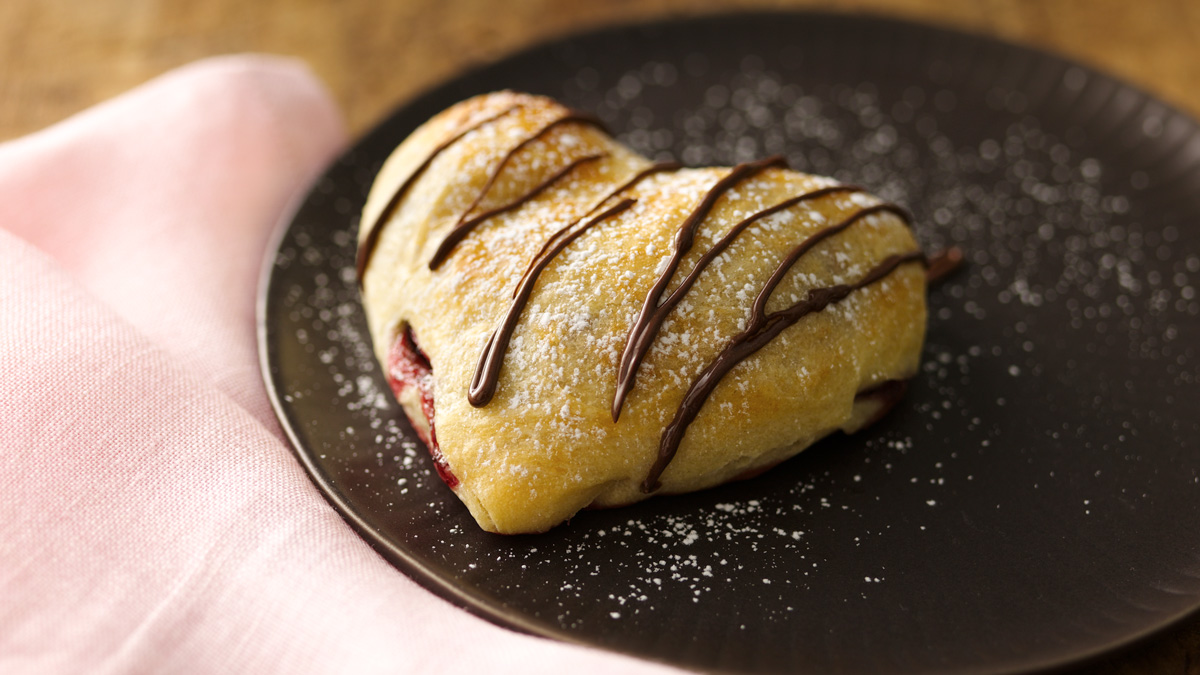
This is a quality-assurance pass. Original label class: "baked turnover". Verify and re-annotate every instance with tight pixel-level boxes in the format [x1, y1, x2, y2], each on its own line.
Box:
[357, 91, 931, 533]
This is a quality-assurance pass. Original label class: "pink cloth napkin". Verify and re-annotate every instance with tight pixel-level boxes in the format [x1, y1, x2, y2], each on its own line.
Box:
[0, 55, 676, 674]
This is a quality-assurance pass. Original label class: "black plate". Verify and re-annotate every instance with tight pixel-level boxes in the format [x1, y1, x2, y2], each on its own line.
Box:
[258, 12, 1200, 674]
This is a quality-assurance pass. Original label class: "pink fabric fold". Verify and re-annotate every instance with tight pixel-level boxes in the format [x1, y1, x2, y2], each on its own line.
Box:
[0, 55, 674, 674]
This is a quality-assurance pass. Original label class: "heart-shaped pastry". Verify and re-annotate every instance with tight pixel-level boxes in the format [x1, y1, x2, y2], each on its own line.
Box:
[358, 91, 928, 533]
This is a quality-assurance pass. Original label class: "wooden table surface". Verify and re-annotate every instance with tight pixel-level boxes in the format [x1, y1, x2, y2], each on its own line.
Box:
[3, 0, 1197, 672]
[3, 0, 1199, 142]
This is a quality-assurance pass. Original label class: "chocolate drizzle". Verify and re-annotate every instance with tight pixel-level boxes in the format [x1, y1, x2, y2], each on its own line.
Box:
[471, 162, 680, 406]
[645, 249, 924, 492]
[356, 103, 525, 284]
[469, 198, 637, 407]
[638, 202, 916, 491]
[514, 161, 682, 296]
[428, 111, 608, 269]
[612, 155, 789, 421]
[612, 180, 867, 421]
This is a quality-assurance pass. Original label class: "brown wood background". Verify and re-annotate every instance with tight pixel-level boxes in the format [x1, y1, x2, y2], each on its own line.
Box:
[2, 0, 1199, 142]
[2, 0, 1197, 672]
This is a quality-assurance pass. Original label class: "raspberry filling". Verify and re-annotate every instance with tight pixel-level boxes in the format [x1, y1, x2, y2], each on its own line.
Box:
[386, 327, 459, 489]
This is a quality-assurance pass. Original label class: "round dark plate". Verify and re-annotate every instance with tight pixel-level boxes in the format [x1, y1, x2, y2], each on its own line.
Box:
[258, 12, 1200, 674]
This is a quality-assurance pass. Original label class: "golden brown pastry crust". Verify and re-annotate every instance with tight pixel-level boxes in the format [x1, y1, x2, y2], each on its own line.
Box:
[359, 91, 926, 533]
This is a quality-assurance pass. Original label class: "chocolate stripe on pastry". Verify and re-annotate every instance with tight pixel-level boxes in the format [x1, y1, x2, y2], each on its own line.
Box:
[749, 203, 911, 320]
[612, 155, 789, 422]
[469, 198, 638, 407]
[641, 204, 915, 491]
[428, 151, 608, 269]
[514, 161, 681, 298]
[428, 111, 608, 269]
[611, 181, 866, 421]
[469, 163, 682, 408]
[646, 249, 925, 492]
[356, 102, 525, 284]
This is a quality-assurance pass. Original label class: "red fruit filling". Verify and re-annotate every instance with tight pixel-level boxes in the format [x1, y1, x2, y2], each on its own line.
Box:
[386, 327, 458, 489]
